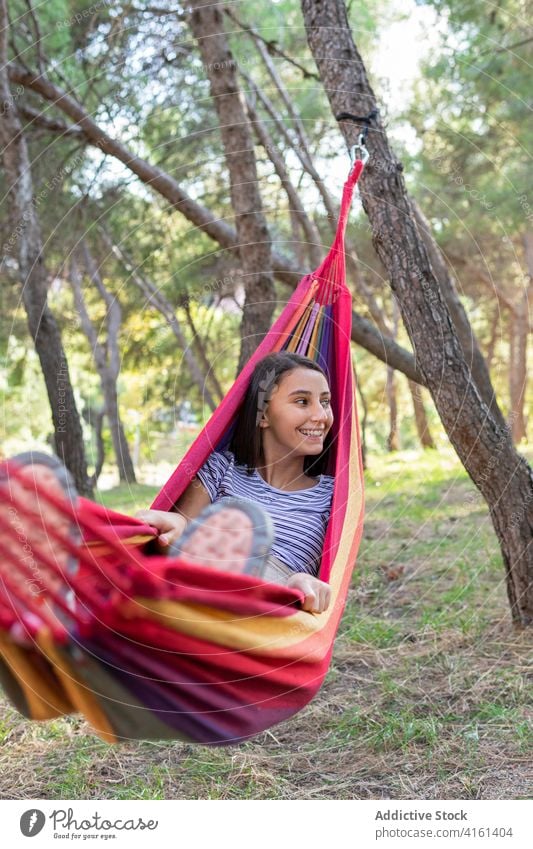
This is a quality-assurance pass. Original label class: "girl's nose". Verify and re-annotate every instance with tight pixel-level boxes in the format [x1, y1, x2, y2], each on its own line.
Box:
[310, 403, 329, 421]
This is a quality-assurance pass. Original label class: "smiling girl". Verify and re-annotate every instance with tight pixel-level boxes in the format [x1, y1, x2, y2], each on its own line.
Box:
[1, 353, 335, 616]
[137, 352, 335, 613]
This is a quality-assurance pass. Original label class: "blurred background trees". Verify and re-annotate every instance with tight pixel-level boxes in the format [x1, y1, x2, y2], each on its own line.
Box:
[0, 0, 530, 486]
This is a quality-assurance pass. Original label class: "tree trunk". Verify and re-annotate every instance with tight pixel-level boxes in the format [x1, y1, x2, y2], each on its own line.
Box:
[386, 367, 399, 452]
[70, 253, 136, 483]
[508, 229, 533, 444]
[0, 3, 91, 496]
[386, 298, 400, 451]
[289, 207, 308, 269]
[82, 404, 105, 487]
[509, 309, 528, 444]
[80, 241, 137, 483]
[101, 372, 136, 483]
[408, 380, 436, 450]
[189, 1, 276, 372]
[485, 304, 501, 372]
[99, 228, 218, 411]
[301, 0, 533, 625]
[180, 299, 224, 403]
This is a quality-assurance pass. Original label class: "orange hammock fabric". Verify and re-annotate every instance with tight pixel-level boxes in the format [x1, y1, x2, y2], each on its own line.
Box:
[0, 160, 365, 745]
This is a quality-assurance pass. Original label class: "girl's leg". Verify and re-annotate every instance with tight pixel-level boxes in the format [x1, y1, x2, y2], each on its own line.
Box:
[0, 455, 275, 586]
[0, 452, 80, 588]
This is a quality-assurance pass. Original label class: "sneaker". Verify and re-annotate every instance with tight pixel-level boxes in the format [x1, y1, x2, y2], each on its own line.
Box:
[0, 452, 80, 635]
[169, 496, 274, 576]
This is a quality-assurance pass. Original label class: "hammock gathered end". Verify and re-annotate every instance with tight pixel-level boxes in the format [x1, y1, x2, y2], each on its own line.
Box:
[0, 159, 366, 746]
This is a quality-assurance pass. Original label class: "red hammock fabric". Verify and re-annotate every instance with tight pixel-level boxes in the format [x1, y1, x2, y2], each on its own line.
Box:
[0, 159, 365, 745]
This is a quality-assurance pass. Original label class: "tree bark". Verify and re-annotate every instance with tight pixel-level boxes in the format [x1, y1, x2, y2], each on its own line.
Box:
[188, 0, 276, 371]
[7, 62, 424, 385]
[0, 3, 91, 496]
[301, 0, 533, 625]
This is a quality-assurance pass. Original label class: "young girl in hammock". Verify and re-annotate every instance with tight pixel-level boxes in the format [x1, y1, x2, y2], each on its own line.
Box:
[137, 351, 334, 613]
[2, 352, 333, 614]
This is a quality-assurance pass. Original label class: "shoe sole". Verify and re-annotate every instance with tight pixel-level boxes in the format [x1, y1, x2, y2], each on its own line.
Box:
[0, 452, 80, 636]
[4, 451, 80, 576]
[169, 497, 274, 576]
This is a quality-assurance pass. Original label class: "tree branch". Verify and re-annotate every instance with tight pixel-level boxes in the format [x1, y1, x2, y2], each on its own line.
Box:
[98, 225, 218, 411]
[7, 60, 423, 384]
[18, 103, 85, 137]
[224, 7, 320, 80]
[244, 84, 323, 267]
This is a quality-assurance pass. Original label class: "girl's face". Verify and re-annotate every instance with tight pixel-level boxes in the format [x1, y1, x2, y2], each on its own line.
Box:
[259, 367, 334, 460]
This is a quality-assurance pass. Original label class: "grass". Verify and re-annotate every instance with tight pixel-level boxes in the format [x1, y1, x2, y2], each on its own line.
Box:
[94, 483, 160, 513]
[0, 446, 531, 799]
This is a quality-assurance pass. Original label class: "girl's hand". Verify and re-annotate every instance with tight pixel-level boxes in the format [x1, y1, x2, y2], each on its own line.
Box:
[286, 573, 331, 613]
[135, 509, 188, 547]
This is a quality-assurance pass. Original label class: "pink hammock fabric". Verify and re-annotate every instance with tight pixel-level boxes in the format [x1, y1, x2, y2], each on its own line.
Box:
[0, 160, 365, 745]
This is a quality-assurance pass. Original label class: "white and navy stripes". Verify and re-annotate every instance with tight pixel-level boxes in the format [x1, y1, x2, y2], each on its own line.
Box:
[196, 450, 334, 576]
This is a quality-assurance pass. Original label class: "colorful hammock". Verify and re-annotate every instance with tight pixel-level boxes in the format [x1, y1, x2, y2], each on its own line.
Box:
[0, 159, 365, 745]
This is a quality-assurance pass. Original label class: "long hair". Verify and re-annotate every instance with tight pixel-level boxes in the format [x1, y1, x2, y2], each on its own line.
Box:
[229, 352, 333, 477]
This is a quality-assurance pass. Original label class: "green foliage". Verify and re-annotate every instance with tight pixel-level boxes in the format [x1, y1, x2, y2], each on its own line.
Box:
[408, 0, 531, 234]
[1, 0, 530, 474]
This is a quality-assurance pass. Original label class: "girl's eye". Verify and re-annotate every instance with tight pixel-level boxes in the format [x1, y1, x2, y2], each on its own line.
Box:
[295, 398, 331, 406]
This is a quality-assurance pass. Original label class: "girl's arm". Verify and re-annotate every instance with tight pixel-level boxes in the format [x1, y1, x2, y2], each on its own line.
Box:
[136, 476, 211, 547]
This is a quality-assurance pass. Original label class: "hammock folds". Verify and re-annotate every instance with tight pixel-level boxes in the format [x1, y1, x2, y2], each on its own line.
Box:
[0, 159, 366, 745]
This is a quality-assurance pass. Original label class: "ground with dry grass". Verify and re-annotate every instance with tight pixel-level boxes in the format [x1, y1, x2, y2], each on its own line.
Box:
[0, 448, 531, 799]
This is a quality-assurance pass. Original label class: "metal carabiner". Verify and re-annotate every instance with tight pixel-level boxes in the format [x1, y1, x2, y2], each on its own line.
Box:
[349, 132, 370, 166]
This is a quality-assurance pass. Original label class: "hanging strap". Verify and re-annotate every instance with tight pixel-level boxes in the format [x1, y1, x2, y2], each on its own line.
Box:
[334, 151, 366, 252]
[336, 108, 379, 145]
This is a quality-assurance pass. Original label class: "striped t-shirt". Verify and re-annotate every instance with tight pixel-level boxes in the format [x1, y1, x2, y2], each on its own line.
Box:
[196, 450, 334, 576]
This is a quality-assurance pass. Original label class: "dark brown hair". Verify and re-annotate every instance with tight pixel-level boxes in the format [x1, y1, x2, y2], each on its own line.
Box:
[229, 352, 333, 477]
